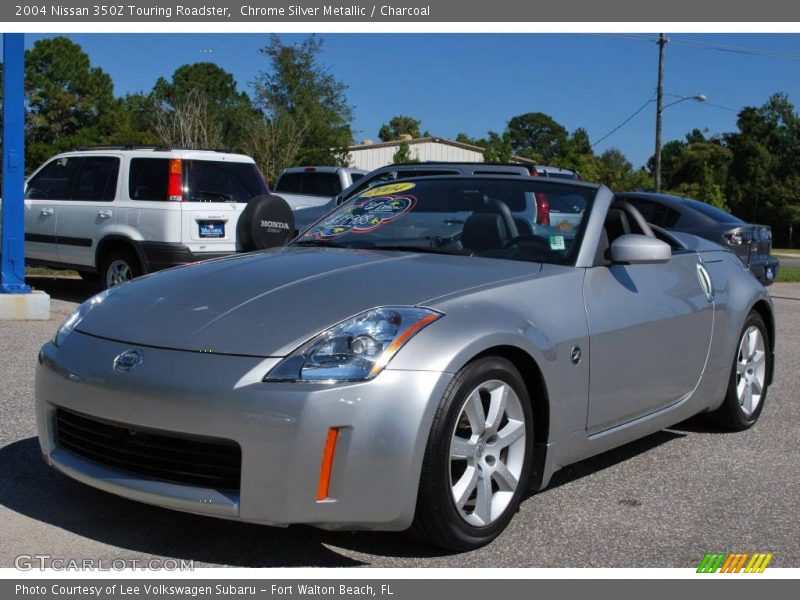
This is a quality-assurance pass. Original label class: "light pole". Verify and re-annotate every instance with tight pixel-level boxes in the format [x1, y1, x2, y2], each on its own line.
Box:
[654, 93, 707, 192]
[653, 33, 707, 192]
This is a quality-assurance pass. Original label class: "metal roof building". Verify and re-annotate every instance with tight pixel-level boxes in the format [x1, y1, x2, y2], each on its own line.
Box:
[346, 136, 535, 171]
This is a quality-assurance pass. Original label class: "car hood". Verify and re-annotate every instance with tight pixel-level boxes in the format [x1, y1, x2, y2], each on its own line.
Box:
[75, 247, 541, 357]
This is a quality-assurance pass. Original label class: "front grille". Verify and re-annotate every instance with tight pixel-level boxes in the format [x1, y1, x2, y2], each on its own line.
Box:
[55, 407, 241, 492]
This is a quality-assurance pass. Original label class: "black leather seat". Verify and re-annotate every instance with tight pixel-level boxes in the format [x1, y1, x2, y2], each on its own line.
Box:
[513, 217, 533, 236]
[461, 212, 514, 254]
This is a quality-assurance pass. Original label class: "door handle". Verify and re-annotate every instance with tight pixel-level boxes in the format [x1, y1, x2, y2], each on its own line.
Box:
[696, 263, 714, 303]
[98, 210, 112, 219]
[40, 208, 54, 216]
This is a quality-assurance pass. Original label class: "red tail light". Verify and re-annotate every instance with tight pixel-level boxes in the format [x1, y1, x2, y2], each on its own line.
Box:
[168, 159, 183, 201]
[536, 192, 550, 226]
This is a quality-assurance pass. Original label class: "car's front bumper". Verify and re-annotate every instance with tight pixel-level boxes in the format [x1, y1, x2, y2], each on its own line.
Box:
[36, 332, 452, 531]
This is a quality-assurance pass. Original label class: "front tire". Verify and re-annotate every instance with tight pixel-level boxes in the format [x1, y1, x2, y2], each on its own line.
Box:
[706, 310, 770, 431]
[411, 356, 534, 551]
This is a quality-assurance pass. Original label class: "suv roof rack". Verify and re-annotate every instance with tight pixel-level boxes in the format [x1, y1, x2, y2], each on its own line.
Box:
[71, 144, 237, 153]
[385, 161, 536, 169]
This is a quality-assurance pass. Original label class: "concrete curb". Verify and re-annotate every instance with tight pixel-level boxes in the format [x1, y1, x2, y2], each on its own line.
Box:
[0, 290, 51, 320]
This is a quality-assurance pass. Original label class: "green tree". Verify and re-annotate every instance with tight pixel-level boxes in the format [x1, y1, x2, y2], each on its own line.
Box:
[24, 37, 119, 169]
[561, 127, 603, 182]
[392, 140, 419, 164]
[455, 130, 514, 162]
[240, 109, 308, 184]
[152, 63, 256, 149]
[507, 112, 568, 162]
[594, 148, 651, 191]
[253, 35, 353, 165]
[109, 92, 161, 146]
[481, 131, 514, 162]
[379, 115, 422, 142]
[725, 93, 800, 243]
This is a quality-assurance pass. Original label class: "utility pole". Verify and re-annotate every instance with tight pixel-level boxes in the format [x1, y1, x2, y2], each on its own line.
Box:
[654, 33, 667, 193]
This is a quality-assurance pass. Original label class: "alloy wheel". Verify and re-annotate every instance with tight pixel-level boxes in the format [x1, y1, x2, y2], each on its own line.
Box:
[736, 325, 767, 417]
[448, 379, 526, 526]
[106, 259, 132, 288]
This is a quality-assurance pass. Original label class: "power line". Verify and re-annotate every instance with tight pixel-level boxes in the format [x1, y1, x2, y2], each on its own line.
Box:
[592, 96, 655, 148]
[592, 91, 736, 148]
[668, 36, 800, 62]
[592, 33, 800, 63]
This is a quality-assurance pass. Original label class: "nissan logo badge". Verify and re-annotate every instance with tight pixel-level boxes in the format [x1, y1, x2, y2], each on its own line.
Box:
[113, 349, 143, 374]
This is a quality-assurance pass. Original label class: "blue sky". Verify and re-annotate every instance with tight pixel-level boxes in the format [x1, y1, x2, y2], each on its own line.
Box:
[17, 33, 800, 167]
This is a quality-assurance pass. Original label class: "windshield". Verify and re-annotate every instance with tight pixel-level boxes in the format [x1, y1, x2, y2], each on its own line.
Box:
[294, 178, 595, 265]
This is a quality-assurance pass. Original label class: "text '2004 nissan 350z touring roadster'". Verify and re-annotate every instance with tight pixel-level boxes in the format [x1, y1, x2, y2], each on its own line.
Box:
[36, 176, 774, 551]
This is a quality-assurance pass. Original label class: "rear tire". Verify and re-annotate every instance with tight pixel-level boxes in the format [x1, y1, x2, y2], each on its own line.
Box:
[705, 310, 770, 431]
[411, 356, 534, 551]
[100, 249, 142, 289]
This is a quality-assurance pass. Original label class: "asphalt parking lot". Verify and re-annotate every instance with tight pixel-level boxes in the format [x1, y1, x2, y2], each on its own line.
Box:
[1, 276, 798, 568]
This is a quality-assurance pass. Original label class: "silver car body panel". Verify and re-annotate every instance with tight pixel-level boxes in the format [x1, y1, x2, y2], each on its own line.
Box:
[36, 182, 774, 530]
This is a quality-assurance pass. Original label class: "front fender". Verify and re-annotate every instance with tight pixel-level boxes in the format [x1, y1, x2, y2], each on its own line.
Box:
[389, 268, 590, 442]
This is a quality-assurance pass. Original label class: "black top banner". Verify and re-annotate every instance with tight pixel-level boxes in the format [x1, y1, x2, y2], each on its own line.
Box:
[3, 0, 800, 22]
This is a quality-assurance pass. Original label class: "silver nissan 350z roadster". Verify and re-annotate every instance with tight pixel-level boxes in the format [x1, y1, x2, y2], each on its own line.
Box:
[36, 175, 775, 550]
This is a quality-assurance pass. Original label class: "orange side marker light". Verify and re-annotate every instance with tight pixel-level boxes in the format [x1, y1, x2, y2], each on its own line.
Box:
[316, 427, 339, 501]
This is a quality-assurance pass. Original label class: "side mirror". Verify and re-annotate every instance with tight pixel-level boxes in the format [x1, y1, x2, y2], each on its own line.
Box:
[609, 234, 671, 264]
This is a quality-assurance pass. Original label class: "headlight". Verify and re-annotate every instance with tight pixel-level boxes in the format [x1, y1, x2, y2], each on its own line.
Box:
[265, 307, 442, 383]
[52, 289, 111, 348]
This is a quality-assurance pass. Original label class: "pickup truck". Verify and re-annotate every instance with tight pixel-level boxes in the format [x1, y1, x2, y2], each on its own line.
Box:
[272, 166, 368, 211]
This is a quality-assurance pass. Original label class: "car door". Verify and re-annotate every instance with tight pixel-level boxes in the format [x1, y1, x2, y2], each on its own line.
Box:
[583, 245, 714, 433]
[56, 155, 121, 268]
[23, 156, 82, 262]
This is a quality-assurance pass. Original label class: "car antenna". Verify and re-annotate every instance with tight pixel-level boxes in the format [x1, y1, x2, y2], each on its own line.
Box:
[746, 194, 759, 270]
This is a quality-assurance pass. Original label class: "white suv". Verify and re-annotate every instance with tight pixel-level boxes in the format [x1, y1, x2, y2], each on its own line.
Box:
[21, 147, 267, 288]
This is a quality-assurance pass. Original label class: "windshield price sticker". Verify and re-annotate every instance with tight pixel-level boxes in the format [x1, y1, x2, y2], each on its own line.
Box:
[309, 195, 417, 238]
[359, 182, 416, 197]
[549, 235, 566, 250]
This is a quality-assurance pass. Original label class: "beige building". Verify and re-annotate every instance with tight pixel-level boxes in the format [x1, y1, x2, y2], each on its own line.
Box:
[346, 136, 535, 171]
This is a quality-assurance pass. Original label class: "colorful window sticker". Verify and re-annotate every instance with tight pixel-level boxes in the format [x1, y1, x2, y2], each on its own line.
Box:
[307, 194, 417, 239]
[359, 182, 416, 197]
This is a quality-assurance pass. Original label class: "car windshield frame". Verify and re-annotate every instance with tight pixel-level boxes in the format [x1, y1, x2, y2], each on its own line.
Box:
[292, 176, 597, 266]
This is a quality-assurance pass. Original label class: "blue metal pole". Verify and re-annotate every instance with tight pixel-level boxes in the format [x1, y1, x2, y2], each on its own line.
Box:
[1, 33, 31, 293]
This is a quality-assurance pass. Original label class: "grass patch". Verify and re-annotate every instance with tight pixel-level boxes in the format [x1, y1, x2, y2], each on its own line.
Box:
[776, 266, 800, 283]
[25, 266, 79, 278]
[773, 248, 800, 256]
